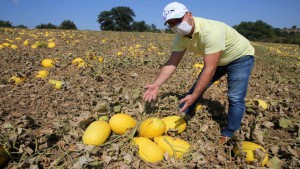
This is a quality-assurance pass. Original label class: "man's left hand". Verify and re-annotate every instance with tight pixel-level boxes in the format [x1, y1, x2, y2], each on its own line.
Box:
[179, 94, 198, 113]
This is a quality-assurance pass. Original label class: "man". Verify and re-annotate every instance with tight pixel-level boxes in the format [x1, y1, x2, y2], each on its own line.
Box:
[143, 2, 255, 143]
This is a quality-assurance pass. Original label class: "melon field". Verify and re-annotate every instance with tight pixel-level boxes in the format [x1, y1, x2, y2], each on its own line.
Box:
[0, 28, 299, 168]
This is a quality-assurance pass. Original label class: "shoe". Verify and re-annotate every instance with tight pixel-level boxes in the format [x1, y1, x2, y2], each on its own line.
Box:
[219, 136, 230, 145]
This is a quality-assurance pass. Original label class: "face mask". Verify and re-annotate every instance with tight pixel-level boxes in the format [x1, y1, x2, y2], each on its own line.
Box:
[171, 21, 192, 35]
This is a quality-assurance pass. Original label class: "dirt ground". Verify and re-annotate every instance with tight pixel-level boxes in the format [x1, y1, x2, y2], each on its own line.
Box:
[0, 28, 299, 168]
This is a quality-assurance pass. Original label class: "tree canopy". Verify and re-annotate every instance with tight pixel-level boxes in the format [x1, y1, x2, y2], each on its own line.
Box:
[0, 20, 13, 28]
[97, 6, 159, 32]
[35, 20, 77, 30]
[36, 23, 58, 29]
[233, 20, 300, 44]
[233, 20, 275, 42]
[98, 6, 135, 31]
[59, 20, 77, 30]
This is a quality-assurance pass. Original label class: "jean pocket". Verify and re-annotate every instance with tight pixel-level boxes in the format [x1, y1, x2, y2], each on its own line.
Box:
[234, 55, 254, 66]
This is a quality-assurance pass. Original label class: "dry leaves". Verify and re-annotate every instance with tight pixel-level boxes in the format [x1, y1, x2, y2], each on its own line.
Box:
[0, 28, 299, 168]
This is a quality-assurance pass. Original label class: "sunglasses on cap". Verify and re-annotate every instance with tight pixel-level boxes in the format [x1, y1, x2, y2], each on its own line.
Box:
[165, 17, 184, 28]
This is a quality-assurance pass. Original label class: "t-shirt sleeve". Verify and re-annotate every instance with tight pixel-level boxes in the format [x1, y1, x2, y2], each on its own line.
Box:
[203, 28, 225, 54]
[172, 36, 187, 52]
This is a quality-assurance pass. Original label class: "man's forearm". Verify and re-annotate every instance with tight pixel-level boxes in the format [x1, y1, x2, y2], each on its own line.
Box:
[152, 51, 185, 87]
[153, 64, 177, 86]
[192, 51, 220, 98]
[192, 68, 215, 98]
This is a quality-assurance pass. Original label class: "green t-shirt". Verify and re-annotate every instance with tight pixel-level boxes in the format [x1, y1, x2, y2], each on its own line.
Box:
[173, 17, 255, 66]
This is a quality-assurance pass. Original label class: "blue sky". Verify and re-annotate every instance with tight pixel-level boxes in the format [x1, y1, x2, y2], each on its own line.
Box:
[1, 0, 299, 30]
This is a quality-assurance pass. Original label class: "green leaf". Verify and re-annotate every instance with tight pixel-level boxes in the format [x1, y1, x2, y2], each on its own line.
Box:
[279, 118, 292, 128]
[113, 105, 121, 113]
[267, 157, 281, 169]
[3, 123, 13, 128]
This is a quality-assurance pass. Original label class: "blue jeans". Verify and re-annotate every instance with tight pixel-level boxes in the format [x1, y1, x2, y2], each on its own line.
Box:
[180, 55, 254, 137]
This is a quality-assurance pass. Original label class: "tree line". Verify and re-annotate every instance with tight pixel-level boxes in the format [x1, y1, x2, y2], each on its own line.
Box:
[1, 6, 299, 44]
[233, 20, 300, 45]
[97, 6, 159, 32]
[0, 20, 77, 30]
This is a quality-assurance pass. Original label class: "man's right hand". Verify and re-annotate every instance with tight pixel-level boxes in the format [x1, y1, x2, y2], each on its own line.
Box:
[143, 84, 159, 102]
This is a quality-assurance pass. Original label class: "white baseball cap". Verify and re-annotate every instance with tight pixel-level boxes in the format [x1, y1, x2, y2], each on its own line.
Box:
[162, 2, 189, 25]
